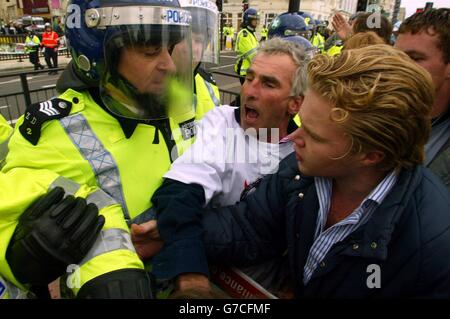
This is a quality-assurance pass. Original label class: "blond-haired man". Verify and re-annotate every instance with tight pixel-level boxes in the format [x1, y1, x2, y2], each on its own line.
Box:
[151, 44, 450, 298]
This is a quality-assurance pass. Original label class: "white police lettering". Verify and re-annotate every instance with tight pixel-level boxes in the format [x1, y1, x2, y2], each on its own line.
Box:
[191, 0, 217, 11]
[66, 4, 81, 29]
[66, 264, 81, 289]
[366, 264, 381, 289]
[165, 9, 190, 24]
[167, 10, 181, 23]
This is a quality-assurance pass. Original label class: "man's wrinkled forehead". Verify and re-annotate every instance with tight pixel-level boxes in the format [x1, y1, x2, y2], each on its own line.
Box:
[252, 52, 296, 82]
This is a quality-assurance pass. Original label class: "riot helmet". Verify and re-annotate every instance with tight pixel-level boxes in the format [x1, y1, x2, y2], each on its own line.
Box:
[268, 12, 311, 40]
[64, 0, 193, 120]
[179, 0, 219, 65]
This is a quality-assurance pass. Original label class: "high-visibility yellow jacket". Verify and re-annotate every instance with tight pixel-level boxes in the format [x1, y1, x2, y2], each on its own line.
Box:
[311, 32, 325, 53]
[0, 88, 200, 297]
[260, 27, 268, 40]
[0, 115, 12, 165]
[194, 69, 220, 120]
[234, 27, 259, 77]
[24, 35, 40, 53]
[327, 44, 343, 56]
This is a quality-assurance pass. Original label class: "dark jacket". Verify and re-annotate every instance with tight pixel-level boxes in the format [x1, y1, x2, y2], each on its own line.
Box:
[154, 154, 450, 298]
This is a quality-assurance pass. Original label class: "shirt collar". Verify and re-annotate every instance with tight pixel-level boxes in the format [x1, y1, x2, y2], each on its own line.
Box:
[314, 170, 398, 228]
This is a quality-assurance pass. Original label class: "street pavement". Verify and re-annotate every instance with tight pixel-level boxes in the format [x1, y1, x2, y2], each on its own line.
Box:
[0, 55, 72, 73]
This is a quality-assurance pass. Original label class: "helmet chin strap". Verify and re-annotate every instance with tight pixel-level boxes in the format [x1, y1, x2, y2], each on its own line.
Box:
[102, 71, 168, 119]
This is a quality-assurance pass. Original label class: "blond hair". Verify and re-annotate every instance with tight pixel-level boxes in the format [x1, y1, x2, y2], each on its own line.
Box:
[307, 44, 434, 170]
[343, 31, 385, 50]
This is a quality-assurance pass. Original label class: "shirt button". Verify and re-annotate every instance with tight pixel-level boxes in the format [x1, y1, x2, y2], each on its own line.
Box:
[352, 244, 359, 250]
[294, 175, 301, 181]
[298, 192, 304, 199]
[371, 242, 378, 249]
[320, 261, 326, 268]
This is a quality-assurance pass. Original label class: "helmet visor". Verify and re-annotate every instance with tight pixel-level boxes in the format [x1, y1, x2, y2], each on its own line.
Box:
[99, 6, 193, 120]
[187, 5, 219, 65]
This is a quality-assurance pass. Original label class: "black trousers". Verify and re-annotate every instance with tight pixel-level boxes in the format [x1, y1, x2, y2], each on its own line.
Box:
[44, 47, 58, 69]
[28, 51, 42, 70]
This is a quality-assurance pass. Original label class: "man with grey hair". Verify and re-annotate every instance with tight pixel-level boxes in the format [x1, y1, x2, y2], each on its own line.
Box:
[131, 37, 309, 296]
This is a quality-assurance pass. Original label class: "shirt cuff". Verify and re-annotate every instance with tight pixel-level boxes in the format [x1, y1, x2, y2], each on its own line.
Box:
[151, 239, 209, 281]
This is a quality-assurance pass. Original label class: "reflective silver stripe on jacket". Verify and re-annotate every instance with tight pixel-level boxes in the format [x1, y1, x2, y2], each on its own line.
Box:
[0, 277, 29, 299]
[50, 176, 117, 210]
[204, 81, 220, 107]
[59, 114, 130, 221]
[238, 46, 258, 61]
[50, 176, 81, 195]
[86, 189, 117, 211]
[80, 228, 136, 265]
[236, 46, 258, 69]
[0, 136, 10, 163]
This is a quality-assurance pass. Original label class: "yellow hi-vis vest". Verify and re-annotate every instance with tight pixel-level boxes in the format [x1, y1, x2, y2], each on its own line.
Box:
[194, 72, 220, 120]
[234, 27, 259, 77]
[24, 35, 40, 53]
[0, 89, 200, 297]
[312, 33, 325, 53]
[0, 115, 12, 165]
[327, 44, 343, 56]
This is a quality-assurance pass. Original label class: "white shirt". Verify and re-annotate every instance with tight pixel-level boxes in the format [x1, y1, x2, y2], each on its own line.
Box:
[165, 105, 294, 207]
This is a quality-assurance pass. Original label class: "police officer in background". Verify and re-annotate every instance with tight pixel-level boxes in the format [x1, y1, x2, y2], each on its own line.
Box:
[260, 24, 268, 41]
[24, 30, 45, 71]
[0, 0, 199, 299]
[177, 0, 221, 119]
[235, 7, 259, 84]
[268, 12, 312, 43]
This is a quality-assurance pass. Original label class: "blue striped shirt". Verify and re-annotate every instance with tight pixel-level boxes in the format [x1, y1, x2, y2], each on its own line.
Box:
[303, 170, 398, 285]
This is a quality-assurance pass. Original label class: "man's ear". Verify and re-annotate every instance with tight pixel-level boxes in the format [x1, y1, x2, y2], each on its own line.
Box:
[445, 62, 450, 79]
[359, 150, 385, 167]
[288, 95, 304, 116]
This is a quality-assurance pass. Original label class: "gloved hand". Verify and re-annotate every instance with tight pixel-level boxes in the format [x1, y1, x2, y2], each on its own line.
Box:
[6, 187, 105, 286]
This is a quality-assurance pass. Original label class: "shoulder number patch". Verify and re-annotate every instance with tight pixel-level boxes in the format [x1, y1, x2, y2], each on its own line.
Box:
[19, 98, 72, 145]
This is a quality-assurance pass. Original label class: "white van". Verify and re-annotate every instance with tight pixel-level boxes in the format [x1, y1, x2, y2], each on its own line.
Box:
[22, 16, 45, 33]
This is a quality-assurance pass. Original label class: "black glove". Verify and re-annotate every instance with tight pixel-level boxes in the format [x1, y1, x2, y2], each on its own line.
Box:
[6, 187, 105, 286]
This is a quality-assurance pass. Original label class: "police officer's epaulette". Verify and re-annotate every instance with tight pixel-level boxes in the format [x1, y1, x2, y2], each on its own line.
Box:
[19, 98, 72, 145]
[197, 67, 217, 85]
[242, 30, 248, 37]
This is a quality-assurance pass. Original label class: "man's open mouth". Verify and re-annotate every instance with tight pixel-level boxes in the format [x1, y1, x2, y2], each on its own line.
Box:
[245, 105, 259, 121]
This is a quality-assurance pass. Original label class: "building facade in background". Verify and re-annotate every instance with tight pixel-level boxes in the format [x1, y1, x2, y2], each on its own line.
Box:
[222, 0, 358, 32]
[0, 0, 68, 24]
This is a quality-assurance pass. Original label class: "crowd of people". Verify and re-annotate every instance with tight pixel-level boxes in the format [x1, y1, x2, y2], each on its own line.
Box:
[0, 0, 449, 300]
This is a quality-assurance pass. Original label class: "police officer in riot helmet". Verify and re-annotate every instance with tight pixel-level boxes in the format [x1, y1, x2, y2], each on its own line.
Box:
[4, 0, 194, 299]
